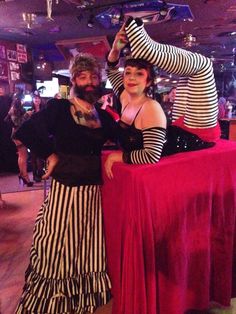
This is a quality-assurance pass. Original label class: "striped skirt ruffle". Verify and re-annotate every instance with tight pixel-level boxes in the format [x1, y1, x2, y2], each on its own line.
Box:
[15, 179, 112, 313]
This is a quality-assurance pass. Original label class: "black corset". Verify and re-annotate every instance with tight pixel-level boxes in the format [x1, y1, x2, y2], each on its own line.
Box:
[117, 120, 143, 152]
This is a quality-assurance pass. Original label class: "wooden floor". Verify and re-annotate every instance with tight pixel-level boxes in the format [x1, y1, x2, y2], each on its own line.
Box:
[0, 181, 235, 314]
[0, 190, 43, 314]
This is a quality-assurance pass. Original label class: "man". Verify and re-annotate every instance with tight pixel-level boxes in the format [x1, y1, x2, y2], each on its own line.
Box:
[29, 91, 45, 182]
[15, 53, 113, 314]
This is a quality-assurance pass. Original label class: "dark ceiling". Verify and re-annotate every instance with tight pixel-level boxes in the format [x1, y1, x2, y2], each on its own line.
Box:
[0, 0, 236, 73]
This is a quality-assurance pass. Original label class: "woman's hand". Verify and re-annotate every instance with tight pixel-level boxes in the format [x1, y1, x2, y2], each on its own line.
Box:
[107, 24, 128, 63]
[104, 152, 123, 179]
[42, 153, 59, 180]
[112, 24, 128, 51]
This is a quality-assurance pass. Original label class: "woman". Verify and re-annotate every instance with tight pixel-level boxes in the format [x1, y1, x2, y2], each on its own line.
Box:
[29, 92, 45, 182]
[4, 93, 33, 187]
[14, 53, 114, 314]
[104, 20, 219, 178]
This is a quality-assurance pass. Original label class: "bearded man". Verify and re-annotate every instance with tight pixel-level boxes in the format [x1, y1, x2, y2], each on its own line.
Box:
[14, 53, 114, 314]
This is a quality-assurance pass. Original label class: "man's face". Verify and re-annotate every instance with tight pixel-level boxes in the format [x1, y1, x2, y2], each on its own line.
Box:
[74, 70, 100, 87]
[73, 70, 102, 104]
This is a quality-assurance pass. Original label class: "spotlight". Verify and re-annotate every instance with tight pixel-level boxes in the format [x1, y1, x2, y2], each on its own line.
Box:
[183, 34, 197, 48]
[111, 13, 120, 26]
[159, 1, 168, 17]
[22, 12, 36, 29]
[87, 11, 95, 28]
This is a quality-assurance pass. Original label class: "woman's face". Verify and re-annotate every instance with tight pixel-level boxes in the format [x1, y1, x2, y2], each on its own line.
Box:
[33, 96, 41, 106]
[123, 66, 150, 96]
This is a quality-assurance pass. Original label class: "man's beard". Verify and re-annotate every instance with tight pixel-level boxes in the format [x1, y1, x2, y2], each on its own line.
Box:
[73, 84, 102, 104]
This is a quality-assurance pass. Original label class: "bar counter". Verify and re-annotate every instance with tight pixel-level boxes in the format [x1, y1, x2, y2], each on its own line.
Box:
[101, 139, 236, 314]
[220, 117, 236, 141]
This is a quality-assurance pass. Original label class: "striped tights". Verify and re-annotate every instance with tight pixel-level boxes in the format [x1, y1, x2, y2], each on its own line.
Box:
[125, 17, 218, 129]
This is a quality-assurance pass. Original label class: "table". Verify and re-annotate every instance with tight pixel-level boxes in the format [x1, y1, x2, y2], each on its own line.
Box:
[220, 117, 236, 141]
[101, 140, 236, 314]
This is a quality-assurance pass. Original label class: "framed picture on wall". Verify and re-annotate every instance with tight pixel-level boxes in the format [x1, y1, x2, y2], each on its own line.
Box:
[7, 49, 17, 61]
[0, 60, 9, 81]
[16, 44, 27, 53]
[17, 52, 28, 63]
[9, 62, 20, 71]
[10, 71, 20, 81]
[55, 36, 110, 61]
[0, 45, 6, 59]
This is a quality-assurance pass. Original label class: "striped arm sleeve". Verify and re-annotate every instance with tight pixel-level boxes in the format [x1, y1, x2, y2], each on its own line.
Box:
[106, 66, 124, 97]
[123, 127, 166, 164]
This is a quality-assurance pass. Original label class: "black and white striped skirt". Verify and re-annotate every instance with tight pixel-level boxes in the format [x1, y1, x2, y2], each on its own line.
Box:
[15, 179, 112, 314]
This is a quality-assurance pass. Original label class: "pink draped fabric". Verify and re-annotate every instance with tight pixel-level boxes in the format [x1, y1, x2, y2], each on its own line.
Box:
[101, 140, 236, 314]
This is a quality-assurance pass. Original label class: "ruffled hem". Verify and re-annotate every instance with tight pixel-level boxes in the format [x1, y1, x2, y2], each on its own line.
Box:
[15, 265, 112, 313]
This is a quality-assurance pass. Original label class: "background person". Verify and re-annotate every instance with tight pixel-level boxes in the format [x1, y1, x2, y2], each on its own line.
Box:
[0, 85, 17, 172]
[217, 96, 227, 119]
[29, 91, 45, 182]
[4, 93, 33, 186]
[159, 87, 176, 125]
[14, 53, 114, 314]
[54, 92, 62, 99]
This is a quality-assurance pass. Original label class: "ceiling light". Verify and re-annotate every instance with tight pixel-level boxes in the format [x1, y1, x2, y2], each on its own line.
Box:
[111, 13, 120, 26]
[22, 12, 36, 29]
[155, 77, 162, 83]
[75, 0, 95, 9]
[87, 11, 95, 27]
[159, 1, 168, 17]
[183, 34, 197, 47]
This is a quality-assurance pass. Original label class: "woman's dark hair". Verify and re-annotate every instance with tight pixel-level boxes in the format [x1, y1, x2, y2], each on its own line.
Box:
[124, 58, 156, 97]
[124, 58, 156, 83]
[12, 93, 25, 116]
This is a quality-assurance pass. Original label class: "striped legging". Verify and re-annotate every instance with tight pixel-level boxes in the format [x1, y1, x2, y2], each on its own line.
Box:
[15, 179, 111, 314]
[125, 17, 218, 129]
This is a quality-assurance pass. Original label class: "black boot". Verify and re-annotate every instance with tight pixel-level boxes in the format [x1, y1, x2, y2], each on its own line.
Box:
[162, 125, 215, 156]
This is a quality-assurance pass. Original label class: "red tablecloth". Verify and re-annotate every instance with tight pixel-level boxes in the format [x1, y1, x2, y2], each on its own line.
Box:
[101, 140, 236, 314]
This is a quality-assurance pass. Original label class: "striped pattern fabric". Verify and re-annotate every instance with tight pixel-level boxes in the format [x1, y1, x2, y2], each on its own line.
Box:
[129, 127, 166, 164]
[15, 179, 111, 314]
[125, 18, 218, 129]
[106, 66, 124, 97]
